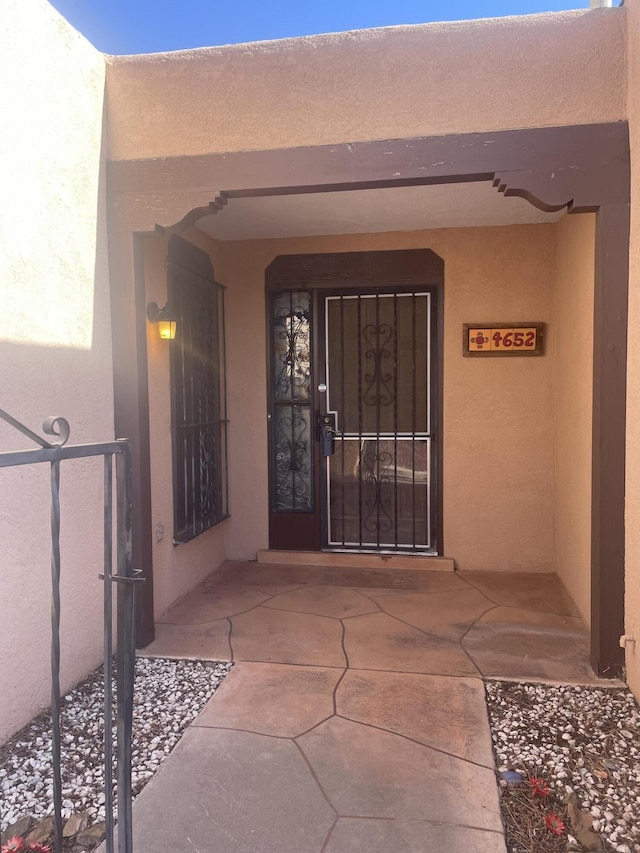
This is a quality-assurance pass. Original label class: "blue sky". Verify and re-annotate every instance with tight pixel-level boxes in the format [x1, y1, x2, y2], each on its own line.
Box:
[48, 0, 587, 54]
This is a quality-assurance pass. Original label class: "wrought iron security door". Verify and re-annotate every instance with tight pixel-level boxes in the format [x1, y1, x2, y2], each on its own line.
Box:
[267, 285, 437, 553]
[322, 292, 435, 552]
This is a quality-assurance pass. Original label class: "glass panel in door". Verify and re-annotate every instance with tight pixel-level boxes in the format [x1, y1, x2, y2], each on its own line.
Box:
[271, 291, 313, 512]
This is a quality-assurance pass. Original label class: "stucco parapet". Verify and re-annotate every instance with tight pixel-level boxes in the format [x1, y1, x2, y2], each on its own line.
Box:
[104, 9, 614, 64]
[104, 9, 627, 160]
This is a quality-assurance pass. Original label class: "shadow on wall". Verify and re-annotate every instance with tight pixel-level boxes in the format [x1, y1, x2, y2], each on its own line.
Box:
[0, 31, 115, 741]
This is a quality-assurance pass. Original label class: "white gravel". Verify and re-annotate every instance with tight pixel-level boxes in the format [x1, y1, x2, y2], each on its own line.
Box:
[0, 657, 232, 834]
[485, 680, 640, 853]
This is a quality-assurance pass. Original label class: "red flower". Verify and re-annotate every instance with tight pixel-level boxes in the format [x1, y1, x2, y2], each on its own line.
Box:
[529, 776, 550, 797]
[28, 845, 51, 853]
[2, 838, 25, 853]
[544, 813, 566, 835]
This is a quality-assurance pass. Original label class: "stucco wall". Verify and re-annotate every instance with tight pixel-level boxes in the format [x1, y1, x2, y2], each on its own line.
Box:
[104, 9, 626, 161]
[553, 214, 595, 627]
[625, 0, 640, 696]
[0, 0, 111, 743]
[143, 229, 228, 619]
[207, 223, 556, 572]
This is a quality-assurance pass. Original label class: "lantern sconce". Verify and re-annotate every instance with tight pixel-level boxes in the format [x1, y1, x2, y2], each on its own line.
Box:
[147, 302, 177, 341]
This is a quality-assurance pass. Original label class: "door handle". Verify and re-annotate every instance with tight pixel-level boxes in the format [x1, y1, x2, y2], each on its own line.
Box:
[320, 412, 338, 457]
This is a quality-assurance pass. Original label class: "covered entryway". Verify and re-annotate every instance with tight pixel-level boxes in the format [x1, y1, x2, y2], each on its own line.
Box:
[266, 251, 442, 555]
[107, 121, 630, 678]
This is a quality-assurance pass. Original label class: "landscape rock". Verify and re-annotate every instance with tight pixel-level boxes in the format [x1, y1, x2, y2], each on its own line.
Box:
[486, 681, 640, 853]
[0, 658, 232, 844]
[76, 820, 106, 847]
[26, 816, 54, 845]
[63, 812, 89, 837]
[566, 792, 605, 852]
[1, 815, 34, 843]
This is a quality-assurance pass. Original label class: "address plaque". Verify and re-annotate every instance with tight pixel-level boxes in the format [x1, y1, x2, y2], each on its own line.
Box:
[463, 323, 544, 357]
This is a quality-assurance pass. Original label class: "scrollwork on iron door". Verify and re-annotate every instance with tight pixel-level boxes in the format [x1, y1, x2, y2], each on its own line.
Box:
[362, 322, 395, 407]
[360, 441, 394, 534]
[272, 292, 311, 401]
[274, 405, 312, 511]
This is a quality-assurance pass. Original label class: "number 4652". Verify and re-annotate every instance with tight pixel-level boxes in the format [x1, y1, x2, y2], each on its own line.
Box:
[492, 330, 536, 349]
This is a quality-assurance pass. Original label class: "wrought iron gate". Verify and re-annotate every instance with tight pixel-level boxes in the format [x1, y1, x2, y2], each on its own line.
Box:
[0, 409, 140, 853]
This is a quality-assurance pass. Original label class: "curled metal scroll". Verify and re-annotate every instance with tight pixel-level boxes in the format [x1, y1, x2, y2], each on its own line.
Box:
[42, 416, 71, 447]
[362, 323, 395, 407]
[0, 408, 71, 448]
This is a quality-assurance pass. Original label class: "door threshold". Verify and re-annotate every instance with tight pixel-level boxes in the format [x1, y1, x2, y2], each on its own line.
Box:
[256, 549, 454, 572]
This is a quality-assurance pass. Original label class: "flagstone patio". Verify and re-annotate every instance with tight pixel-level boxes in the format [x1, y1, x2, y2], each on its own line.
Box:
[130, 560, 600, 853]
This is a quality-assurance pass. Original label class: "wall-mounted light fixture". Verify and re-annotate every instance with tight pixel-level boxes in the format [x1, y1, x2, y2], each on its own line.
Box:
[147, 302, 177, 340]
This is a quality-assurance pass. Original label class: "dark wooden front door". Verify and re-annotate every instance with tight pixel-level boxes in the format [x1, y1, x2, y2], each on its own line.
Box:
[266, 254, 441, 555]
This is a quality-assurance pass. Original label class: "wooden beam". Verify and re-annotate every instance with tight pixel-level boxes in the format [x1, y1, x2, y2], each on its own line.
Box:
[107, 229, 155, 647]
[108, 122, 629, 202]
[591, 202, 630, 677]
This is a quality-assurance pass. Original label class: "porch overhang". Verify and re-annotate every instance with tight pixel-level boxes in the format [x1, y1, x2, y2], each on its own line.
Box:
[107, 121, 630, 677]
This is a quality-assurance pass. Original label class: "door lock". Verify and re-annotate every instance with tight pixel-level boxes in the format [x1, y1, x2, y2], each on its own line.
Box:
[320, 412, 338, 457]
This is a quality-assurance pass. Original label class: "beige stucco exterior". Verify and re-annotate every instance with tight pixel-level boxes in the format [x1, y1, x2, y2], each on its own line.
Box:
[106, 4, 631, 690]
[553, 214, 595, 626]
[143, 217, 597, 585]
[625, 0, 640, 695]
[0, 0, 113, 742]
[143, 224, 557, 572]
[3, 0, 640, 742]
[104, 9, 626, 160]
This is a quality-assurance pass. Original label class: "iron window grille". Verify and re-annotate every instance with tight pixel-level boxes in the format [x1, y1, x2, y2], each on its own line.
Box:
[167, 236, 229, 544]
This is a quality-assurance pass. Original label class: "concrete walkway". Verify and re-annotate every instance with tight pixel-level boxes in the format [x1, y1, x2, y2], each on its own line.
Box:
[132, 561, 596, 853]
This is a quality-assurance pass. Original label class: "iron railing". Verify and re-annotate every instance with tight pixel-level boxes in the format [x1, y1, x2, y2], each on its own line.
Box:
[0, 409, 140, 853]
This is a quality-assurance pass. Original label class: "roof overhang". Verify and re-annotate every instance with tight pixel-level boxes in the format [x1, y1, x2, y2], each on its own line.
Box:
[107, 122, 630, 679]
[195, 181, 563, 241]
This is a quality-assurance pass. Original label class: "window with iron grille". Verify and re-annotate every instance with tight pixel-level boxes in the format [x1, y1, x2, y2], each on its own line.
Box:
[167, 235, 228, 543]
